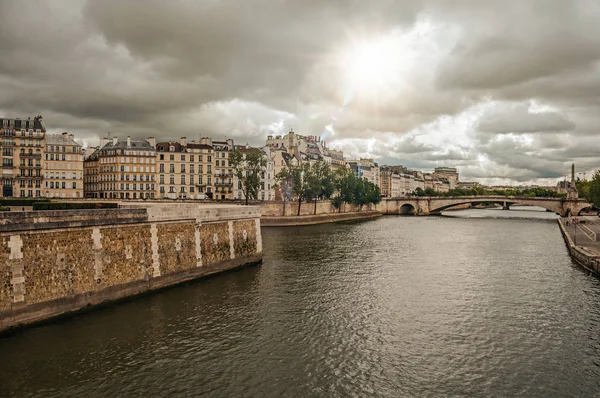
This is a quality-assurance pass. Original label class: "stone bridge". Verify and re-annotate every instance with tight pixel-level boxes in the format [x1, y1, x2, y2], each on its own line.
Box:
[377, 196, 591, 217]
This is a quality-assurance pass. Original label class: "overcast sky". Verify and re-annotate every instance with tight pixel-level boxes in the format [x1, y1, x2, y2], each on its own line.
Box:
[1, 0, 599, 185]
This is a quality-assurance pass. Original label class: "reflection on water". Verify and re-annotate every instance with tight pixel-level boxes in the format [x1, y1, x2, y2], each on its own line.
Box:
[0, 211, 599, 397]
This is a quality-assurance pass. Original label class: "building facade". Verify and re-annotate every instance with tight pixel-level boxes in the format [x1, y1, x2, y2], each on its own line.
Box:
[0, 116, 46, 198]
[211, 139, 235, 200]
[85, 136, 156, 199]
[44, 133, 84, 198]
[156, 137, 214, 199]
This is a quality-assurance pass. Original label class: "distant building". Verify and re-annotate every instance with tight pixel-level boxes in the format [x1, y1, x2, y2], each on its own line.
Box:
[212, 138, 235, 200]
[84, 136, 156, 199]
[328, 149, 346, 170]
[433, 166, 459, 189]
[457, 182, 481, 190]
[44, 132, 84, 198]
[348, 158, 380, 188]
[0, 116, 46, 198]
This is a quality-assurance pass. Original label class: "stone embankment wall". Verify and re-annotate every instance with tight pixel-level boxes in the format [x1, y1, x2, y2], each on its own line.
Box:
[0, 204, 262, 332]
[557, 219, 600, 274]
[260, 200, 372, 217]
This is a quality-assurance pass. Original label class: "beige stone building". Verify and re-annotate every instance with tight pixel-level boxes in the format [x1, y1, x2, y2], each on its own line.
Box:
[210, 138, 235, 200]
[156, 137, 213, 199]
[44, 132, 84, 198]
[83, 147, 100, 198]
[0, 116, 46, 198]
[186, 140, 215, 199]
[84, 136, 156, 199]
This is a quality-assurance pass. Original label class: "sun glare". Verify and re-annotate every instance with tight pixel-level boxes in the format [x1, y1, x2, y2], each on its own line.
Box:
[342, 37, 399, 96]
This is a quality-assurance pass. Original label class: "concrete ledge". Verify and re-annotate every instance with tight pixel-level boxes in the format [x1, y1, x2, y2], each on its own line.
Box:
[261, 211, 382, 227]
[0, 208, 148, 232]
[558, 219, 600, 275]
[0, 254, 262, 334]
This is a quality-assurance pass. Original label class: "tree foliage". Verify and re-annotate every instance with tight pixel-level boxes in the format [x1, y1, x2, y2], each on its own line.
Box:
[410, 186, 566, 198]
[229, 149, 267, 205]
[277, 163, 381, 215]
[586, 171, 600, 208]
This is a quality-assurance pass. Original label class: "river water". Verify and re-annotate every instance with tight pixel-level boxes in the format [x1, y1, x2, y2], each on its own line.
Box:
[1, 207, 600, 397]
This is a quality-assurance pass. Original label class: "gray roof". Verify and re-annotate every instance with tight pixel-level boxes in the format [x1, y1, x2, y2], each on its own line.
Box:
[46, 133, 81, 147]
[100, 138, 155, 152]
[0, 116, 45, 132]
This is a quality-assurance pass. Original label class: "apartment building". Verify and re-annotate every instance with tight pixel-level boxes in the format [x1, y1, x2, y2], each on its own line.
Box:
[44, 132, 84, 198]
[433, 166, 459, 189]
[348, 158, 380, 188]
[84, 136, 156, 199]
[0, 116, 46, 198]
[83, 148, 100, 198]
[211, 138, 235, 200]
[328, 149, 347, 171]
[156, 137, 213, 199]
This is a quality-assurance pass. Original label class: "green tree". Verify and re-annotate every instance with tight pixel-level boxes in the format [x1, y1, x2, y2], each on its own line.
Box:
[229, 148, 267, 205]
[309, 162, 335, 214]
[275, 163, 315, 216]
[334, 167, 356, 212]
[588, 171, 600, 208]
[275, 165, 296, 216]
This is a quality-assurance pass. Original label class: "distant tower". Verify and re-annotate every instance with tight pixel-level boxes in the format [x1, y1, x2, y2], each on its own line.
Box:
[568, 163, 579, 199]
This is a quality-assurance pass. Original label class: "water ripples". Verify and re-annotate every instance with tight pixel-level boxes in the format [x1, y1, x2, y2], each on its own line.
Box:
[1, 211, 600, 397]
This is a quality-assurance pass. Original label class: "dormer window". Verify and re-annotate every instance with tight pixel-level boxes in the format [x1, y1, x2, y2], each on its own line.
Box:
[169, 146, 175, 152]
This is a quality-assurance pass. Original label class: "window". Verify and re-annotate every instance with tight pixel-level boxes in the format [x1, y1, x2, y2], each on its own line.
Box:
[170, 154, 174, 161]
[190, 165, 195, 174]
[159, 164, 164, 173]
[216, 160, 220, 166]
[180, 175, 185, 185]
[181, 155, 185, 161]
[160, 154, 164, 160]
[170, 164, 175, 173]
[170, 175, 175, 184]
[160, 175, 164, 184]
[181, 164, 186, 173]
[190, 155, 194, 162]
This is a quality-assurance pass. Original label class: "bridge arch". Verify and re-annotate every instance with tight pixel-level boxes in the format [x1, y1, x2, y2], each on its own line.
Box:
[429, 198, 562, 215]
[399, 203, 416, 215]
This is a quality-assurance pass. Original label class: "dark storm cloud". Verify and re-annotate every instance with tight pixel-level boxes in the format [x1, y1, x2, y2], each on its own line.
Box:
[477, 103, 575, 134]
[1, 0, 600, 183]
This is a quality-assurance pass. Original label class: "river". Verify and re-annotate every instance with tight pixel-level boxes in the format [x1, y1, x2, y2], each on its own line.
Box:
[1, 207, 599, 397]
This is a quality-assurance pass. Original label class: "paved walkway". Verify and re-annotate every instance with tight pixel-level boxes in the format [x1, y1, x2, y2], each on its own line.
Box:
[562, 215, 600, 255]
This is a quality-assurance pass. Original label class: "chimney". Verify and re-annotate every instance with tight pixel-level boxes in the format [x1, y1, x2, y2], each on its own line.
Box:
[126, 136, 131, 148]
[180, 136, 187, 147]
[68, 134, 74, 141]
[62, 132, 68, 139]
[200, 137, 212, 146]
[100, 137, 110, 148]
[147, 137, 156, 148]
[112, 137, 118, 145]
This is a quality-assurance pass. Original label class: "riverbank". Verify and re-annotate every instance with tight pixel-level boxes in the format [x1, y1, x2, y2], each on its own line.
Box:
[261, 211, 382, 227]
[557, 217, 600, 275]
[0, 203, 263, 333]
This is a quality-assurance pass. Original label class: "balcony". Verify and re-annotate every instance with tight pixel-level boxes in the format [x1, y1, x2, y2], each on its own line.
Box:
[19, 165, 42, 170]
[214, 181, 233, 187]
[18, 175, 43, 180]
[21, 153, 42, 159]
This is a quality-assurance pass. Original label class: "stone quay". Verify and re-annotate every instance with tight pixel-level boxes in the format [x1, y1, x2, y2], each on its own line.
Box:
[0, 203, 262, 332]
